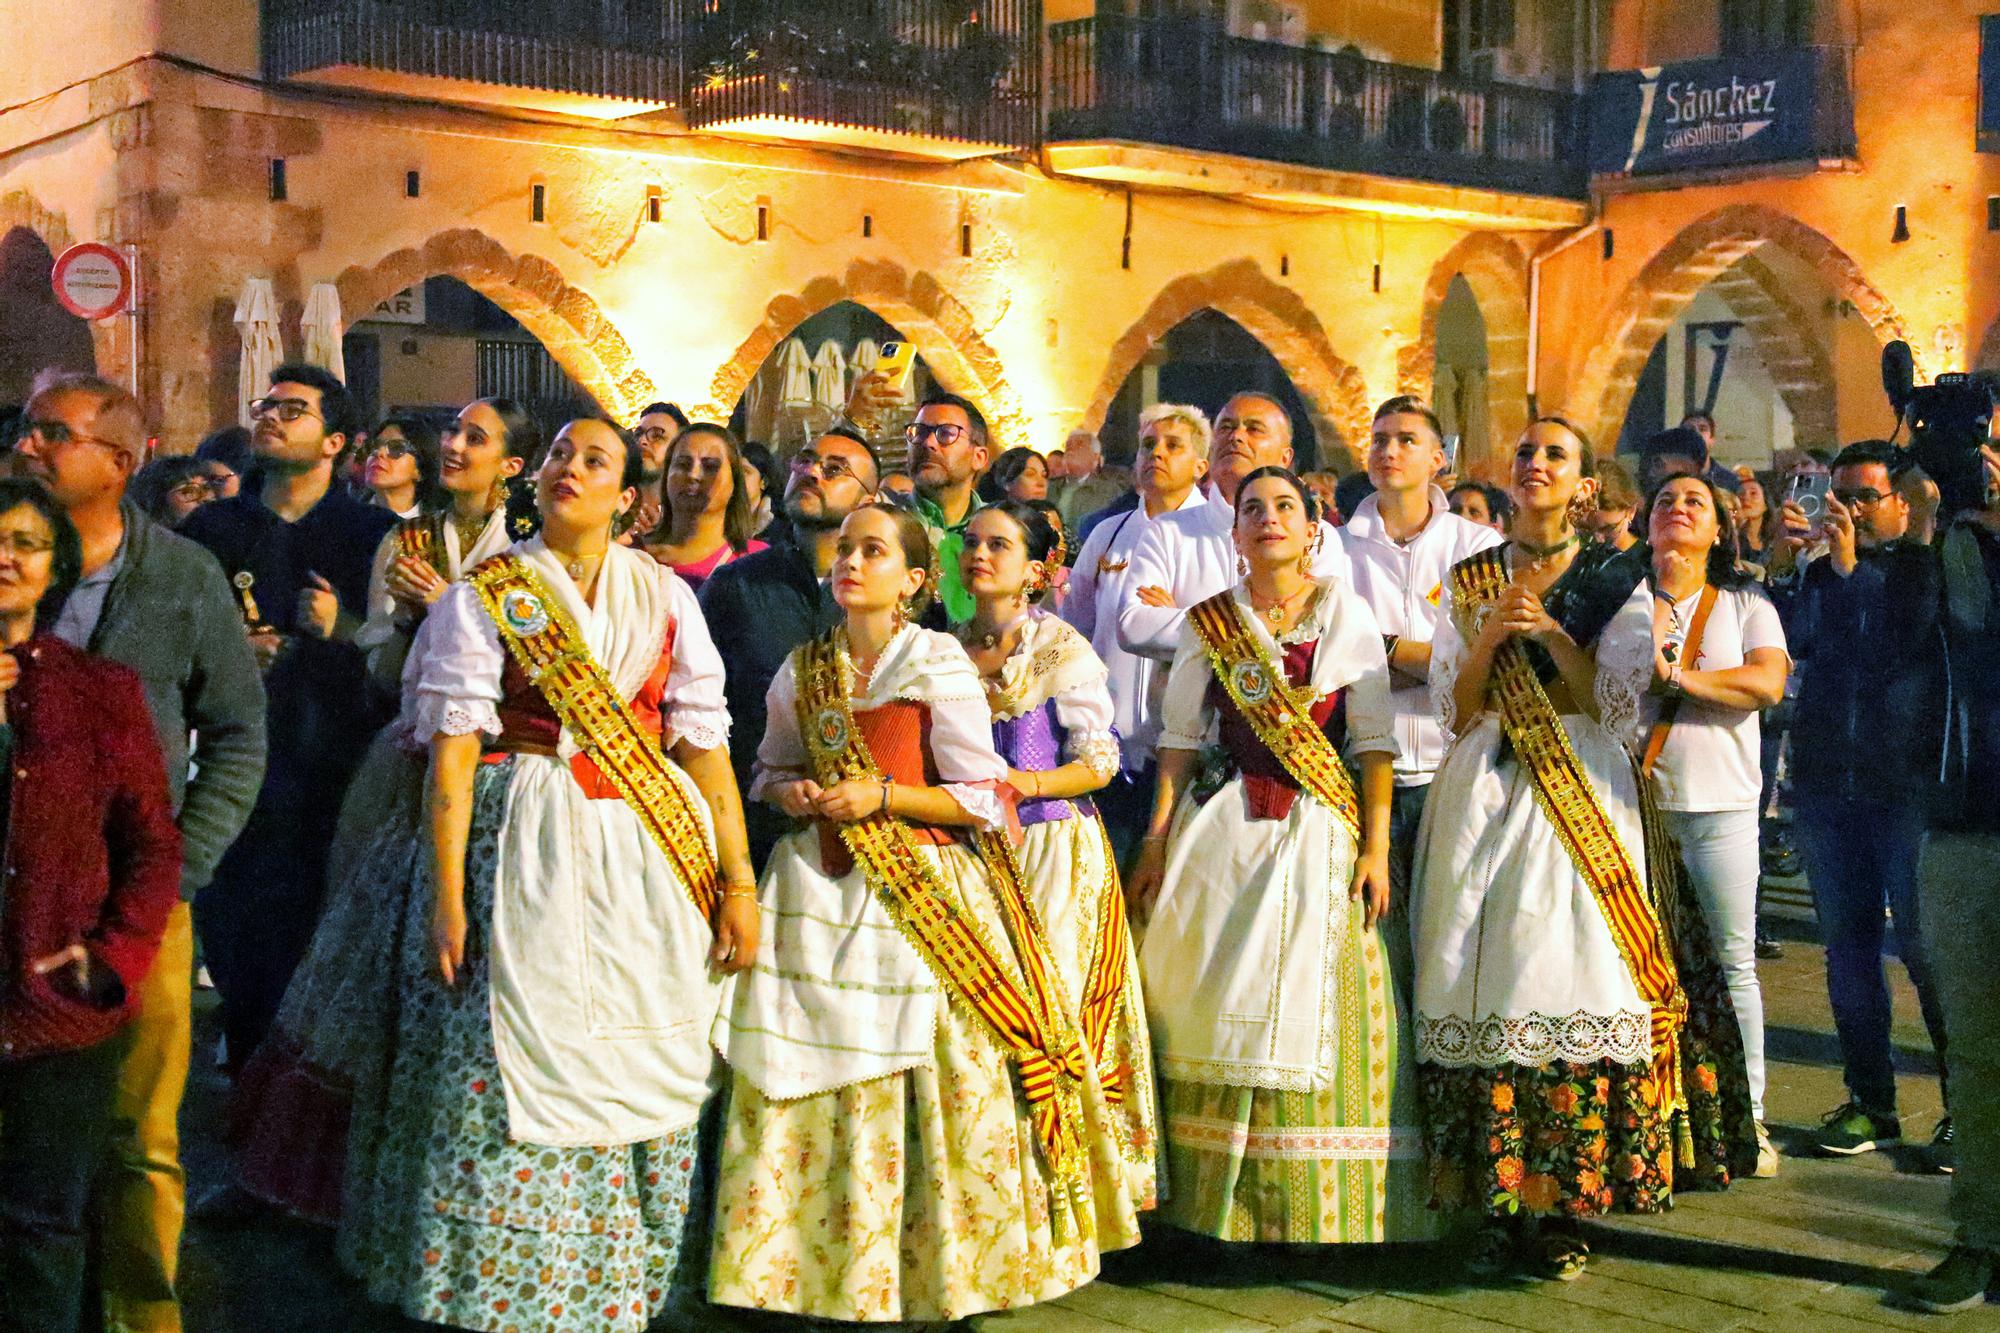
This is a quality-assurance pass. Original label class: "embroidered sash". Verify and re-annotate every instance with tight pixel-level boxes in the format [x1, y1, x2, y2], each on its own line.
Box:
[1451, 548, 1686, 1110]
[793, 631, 1091, 1186]
[1186, 590, 1363, 845]
[393, 512, 444, 568]
[467, 556, 720, 926]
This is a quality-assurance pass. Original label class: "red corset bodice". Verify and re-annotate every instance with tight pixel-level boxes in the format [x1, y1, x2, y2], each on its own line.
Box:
[818, 699, 954, 874]
[486, 618, 677, 799]
[1205, 637, 1345, 821]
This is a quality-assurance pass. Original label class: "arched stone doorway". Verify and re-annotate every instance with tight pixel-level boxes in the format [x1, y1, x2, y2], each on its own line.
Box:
[334, 229, 650, 423]
[705, 260, 1025, 450]
[0, 226, 96, 406]
[1085, 260, 1371, 469]
[1565, 205, 1907, 461]
[1408, 233, 1529, 479]
[723, 300, 945, 458]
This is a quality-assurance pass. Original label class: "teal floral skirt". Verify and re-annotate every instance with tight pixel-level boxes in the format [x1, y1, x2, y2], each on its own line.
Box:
[337, 759, 712, 1333]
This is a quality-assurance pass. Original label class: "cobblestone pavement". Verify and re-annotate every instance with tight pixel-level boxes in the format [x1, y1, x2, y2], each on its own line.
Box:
[177, 855, 1991, 1331]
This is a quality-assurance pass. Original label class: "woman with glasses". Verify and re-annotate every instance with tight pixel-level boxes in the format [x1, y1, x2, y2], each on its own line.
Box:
[130, 456, 225, 529]
[0, 479, 181, 1333]
[645, 422, 766, 593]
[359, 415, 441, 519]
[223, 398, 543, 1225]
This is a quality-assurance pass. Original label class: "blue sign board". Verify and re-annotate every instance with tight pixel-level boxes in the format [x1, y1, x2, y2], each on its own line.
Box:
[1587, 47, 1853, 178]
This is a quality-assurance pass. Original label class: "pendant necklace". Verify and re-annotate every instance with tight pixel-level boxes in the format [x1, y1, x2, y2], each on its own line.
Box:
[1510, 532, 1580, 578]
[1248, 581, 1312, 629]
[961, 607, 1032, 653]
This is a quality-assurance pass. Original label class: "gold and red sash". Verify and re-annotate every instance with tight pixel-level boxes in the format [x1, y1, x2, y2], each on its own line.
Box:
[1451, 548, 1687, 1110]
[468, 555, 720, 926]
[793, 631, 1091, 1186]
[393, 512, 444, 568]
[1185, 590, 1364, 845]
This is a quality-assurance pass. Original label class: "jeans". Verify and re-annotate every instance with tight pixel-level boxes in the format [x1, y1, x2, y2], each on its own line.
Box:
[1097, 763, 1158, 874]
[98, 901, 194, 1331]
[1796, 794, 1949, 1114]
[1666, 808, 1767, 1119]
[1384, 784, 1429, 1018]
[0, 1029, 130, 1333]
[1920, 833, 2000, 1250]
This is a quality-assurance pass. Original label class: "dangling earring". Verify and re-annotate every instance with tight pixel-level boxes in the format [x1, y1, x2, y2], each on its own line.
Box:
[1302, 525, 1323, 575]
[1236, 553, 1249, 578]
[893, 596, 912, 631]
[1564, 490, 1594, 529]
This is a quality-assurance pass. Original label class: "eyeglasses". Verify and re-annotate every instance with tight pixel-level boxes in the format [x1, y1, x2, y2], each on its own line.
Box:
[170, 477, 232, 502]
[904, 421, 969, 447]
[366, 439, 414, 460]
[249, 397, 321, 424]
[790, 451, 863, 484]
[21, 419, 124, 453]
[0, 530, 56, 558]
[1833, 487, 1887, 507]
[635, 426, 676, 447]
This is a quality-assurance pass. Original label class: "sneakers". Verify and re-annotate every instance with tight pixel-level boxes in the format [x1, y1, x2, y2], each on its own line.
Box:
[1931, 1118, 1957, 1175]
[1753, 1121, 1780, 1178]
[1816, 1100, 1903, 1156]
[1906, 1245, 1994, 1313]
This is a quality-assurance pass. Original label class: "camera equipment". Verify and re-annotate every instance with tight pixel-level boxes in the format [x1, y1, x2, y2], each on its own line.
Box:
[1882, 339, 1996, 513]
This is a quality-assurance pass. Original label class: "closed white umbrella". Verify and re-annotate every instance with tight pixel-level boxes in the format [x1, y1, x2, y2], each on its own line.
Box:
[777, 338, 814, 409]
[850, 338, 880, 380]
[811, 339, 849, 415]
[234, 277, 284, 428]
[300, 282, 346, 381]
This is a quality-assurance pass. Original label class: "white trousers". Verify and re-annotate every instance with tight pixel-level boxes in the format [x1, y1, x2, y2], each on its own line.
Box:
[1665, 807, 1767, 1119]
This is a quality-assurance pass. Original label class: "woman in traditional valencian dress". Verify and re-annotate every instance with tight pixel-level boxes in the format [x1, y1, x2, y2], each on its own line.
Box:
[957, 500, 1159, 1228]
[1128, 466, 1430, 1245]
[339, 417, 760, 1333]
[710, 502, 1129, 1322]
[228, 397, 543, 1222]
[1414, 417, 1749, 1282]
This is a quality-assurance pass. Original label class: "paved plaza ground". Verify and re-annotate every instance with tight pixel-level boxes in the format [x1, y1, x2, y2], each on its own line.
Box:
[176, 859, 1992, 1331]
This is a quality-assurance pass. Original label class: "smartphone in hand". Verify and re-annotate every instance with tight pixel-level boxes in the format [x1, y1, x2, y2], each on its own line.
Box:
[1787, 472, 1832, 535]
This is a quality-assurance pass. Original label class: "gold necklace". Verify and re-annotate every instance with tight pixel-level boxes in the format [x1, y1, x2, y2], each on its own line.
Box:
[959, 606, 1031, 652]
[448, 507, 489, 552]
[1247, 580, 1312, 628]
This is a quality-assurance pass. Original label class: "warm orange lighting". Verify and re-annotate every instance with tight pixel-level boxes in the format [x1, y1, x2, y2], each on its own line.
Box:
[694, 115, 1015, 162]
[288, 66, 669, 121]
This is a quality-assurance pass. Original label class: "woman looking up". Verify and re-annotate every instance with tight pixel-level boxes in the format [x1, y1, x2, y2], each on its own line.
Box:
[645, 422, 766, 591]
[1130, 467, 1430, 1246]
[342, 417, 758, 1333]
[360, 415, 439, 519]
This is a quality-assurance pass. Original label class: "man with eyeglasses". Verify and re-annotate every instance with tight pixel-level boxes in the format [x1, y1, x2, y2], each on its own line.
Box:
[630, 401, 688, 540]
[1770, 439, 1952, 1167]
[699, 427, 880, 868]
[15, 371, 265, 1333]
[904, 393, 991, 623]
[1116, 391, 1347, 669]
[179, 364, 396, 1084]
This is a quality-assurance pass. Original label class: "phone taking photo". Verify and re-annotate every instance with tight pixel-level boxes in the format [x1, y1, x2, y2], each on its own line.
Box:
[876, 340, 917, 392]
[1787, 472, 1832, 535]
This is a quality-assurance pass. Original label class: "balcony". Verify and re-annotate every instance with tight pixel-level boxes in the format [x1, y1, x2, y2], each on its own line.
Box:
[260, 0, 679, 120]
[680, 1, 1040, 160]
[1046, 16, 1586, 224]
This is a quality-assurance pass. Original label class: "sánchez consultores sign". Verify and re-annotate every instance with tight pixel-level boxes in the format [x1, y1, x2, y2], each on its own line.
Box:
[1586, 47, 1854, 180]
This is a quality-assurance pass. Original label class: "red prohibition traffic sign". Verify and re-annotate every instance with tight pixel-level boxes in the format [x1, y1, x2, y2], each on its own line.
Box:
[51, 242, 133, 320]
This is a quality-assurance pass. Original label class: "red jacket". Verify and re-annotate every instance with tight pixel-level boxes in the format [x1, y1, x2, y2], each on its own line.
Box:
[0, 635, 182, 1061]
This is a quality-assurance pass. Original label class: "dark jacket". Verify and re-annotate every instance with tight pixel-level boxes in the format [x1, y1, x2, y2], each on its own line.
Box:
[87, 504, 265, 897]
[1781, 540, 1946, 806]
[698, 523, 842, 866]
[0, 636, 183, 1061]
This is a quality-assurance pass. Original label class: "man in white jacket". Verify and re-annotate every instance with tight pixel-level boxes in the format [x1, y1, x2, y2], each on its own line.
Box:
[1338, 394, 1501, 881]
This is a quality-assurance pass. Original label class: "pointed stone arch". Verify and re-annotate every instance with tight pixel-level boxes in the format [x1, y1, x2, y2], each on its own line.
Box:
[705, 259, 1024, 449]
[1084, 259, 1373, 468]
[333, 228, 654, 421]
[1404, 232, 1530, 476]
[1563, 203, 1908, 451]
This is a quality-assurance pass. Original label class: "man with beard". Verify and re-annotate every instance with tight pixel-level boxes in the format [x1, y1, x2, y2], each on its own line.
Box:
[905, 392, 990, 623]
[180, 364, 396, 1069]
[699, 426, 879, 868]
[1116, 392, 1347, 665]
[629, 401, 687, 540]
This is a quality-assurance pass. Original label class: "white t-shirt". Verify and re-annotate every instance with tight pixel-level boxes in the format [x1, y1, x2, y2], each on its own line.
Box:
[1646, 583, 1790, 812]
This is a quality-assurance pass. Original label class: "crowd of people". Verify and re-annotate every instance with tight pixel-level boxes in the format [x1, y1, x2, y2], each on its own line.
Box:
[0, 354, 1994, 1333]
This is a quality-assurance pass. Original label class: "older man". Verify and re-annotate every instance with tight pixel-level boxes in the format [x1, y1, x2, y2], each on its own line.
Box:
[1116, 392, 1347, 665]
[17, 372, 265, 1333]
[1057, 428, 1125, 532]
[700, 426, 879, 868]
[1066, 404, 1210, 859]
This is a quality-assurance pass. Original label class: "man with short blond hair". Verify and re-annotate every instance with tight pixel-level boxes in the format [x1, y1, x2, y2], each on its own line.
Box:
[17, 370, 265, 1333]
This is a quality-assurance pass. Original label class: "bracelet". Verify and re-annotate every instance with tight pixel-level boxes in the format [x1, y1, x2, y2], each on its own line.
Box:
[723, 884, 758, 900]
[1142, 833, 1169, 843]
[878, 778, 893, 815]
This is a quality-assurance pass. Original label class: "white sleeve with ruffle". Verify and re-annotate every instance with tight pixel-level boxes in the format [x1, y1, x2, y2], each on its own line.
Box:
[1157, 622, 1218, 752]
[749, 659, 807, 803]
[1429, 577, 1470, 737]
[1593, 579, 1658, 752]
[660, 574, 731, 753]
[407, 581, 504, 742]
[926, 689, 1013, 833]
[1052, 669, 1122, 780]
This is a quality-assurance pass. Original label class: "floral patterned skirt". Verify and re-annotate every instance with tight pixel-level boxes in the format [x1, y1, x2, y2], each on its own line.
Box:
[336, 760, 711, 1333]
[708, 993, 1125, 1323]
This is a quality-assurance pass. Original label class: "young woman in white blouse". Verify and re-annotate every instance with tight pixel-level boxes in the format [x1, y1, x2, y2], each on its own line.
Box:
[1645, 473, 1790, 1178]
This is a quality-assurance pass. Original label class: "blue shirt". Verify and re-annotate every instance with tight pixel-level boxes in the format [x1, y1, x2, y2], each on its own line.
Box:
[52, 534, 126, 649]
